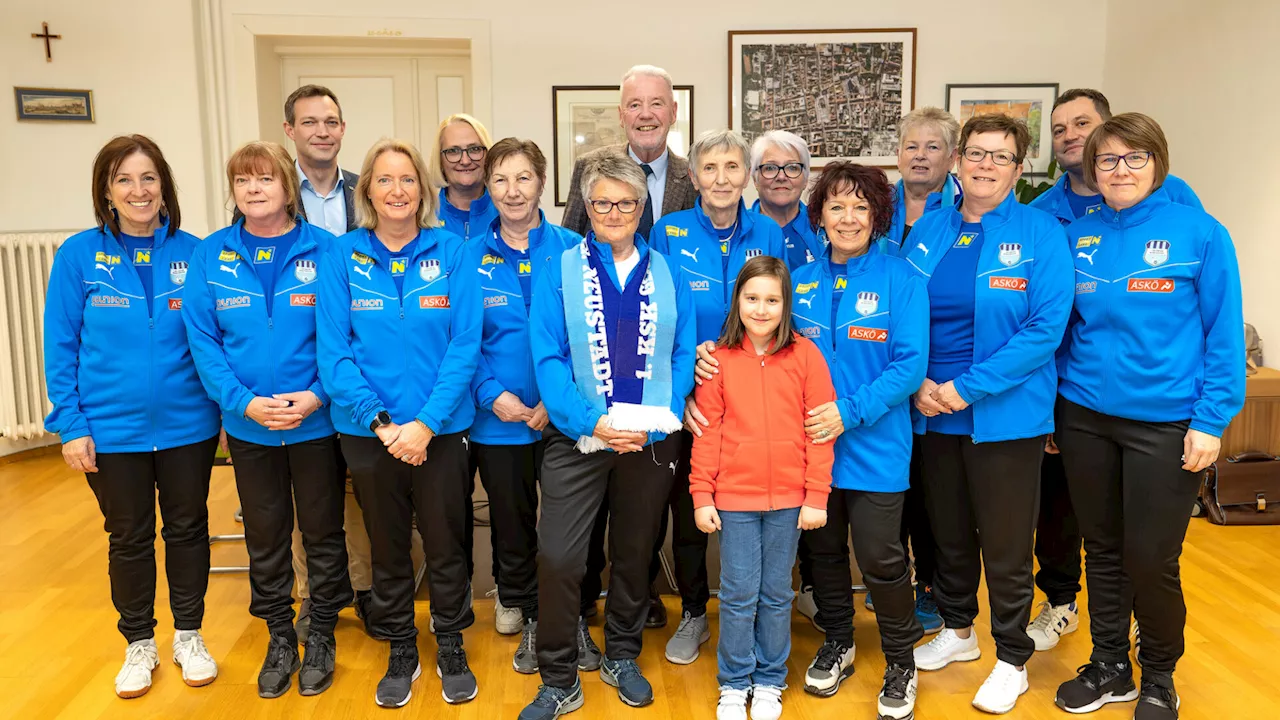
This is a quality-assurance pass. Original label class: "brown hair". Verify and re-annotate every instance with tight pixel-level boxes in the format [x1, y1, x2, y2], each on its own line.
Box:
[806, 161, 894, 239]
[284, 84, 343, 126]
[959, 114, 1033, 165]
[484, 137, 548, 185]
[1081, 112, 1170, 193]
[225, 141, 301, 220]
[1052, 88, 1112, 121]
[91, 135, 181, 238]
[717, 256, 795, 355]
[354, 138, 438, 230]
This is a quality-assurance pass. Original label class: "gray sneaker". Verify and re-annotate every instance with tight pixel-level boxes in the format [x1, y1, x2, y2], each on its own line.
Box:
[664, 611, 710, 664]
[513, 620, 538, 674]
[576, 617, 602, 671]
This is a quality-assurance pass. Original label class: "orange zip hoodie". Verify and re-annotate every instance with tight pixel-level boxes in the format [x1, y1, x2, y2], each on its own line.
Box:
[689, 333, 836, 512]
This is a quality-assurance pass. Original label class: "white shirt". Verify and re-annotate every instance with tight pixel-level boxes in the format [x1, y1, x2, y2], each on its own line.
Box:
[614, 249, 641, 286]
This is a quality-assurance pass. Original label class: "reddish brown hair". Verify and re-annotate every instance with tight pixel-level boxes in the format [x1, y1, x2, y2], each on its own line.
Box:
[91, 135, 181, 238]
[806, 161, 894, 240]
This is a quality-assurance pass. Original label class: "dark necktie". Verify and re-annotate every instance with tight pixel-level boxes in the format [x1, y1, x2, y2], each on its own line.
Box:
[637, 163, 655, 240]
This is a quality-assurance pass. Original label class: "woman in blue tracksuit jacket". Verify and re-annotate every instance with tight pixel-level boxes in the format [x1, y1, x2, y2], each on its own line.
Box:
[465, 139, 581, 664]
[43, 135, 221, 699]
[785, 162, 929, 715]
[184, 141, 350, 698]
[430, 113, 499, 242]
[902, 116, 1073, 714]
[1051, 114, 1244, 717]
[316, 139, 482, 708]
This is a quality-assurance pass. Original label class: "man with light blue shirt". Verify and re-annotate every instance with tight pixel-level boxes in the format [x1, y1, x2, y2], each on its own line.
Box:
[283, 85, 359, 235]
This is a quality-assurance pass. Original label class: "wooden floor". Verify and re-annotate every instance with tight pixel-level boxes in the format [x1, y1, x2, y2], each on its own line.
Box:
[2, 454, 1279, 720]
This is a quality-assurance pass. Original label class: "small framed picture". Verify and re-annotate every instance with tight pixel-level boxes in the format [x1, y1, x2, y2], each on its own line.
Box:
[945, 83, 1059, 175]
[14, 87, 95, 123]
[551, 85, 694, 206]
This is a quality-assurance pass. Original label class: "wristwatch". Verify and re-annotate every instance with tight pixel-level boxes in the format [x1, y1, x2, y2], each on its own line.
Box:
[369, 410, 392, 432]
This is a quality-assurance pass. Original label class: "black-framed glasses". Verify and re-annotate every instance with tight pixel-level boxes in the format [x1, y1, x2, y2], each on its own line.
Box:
[759, 162, 805, 179]
[962, 146, 1018, 166]
[1094, 151, 1152, 171]
[442, 145, 486, 163]
[589, 198, 640, 215]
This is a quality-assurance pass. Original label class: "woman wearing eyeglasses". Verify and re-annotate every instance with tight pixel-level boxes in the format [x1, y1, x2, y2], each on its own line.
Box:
[902, 115, 1073, 715]
[430, 114, 499, 242]
[749, 130, 824, 269]
[1051, 114, 1243, 720]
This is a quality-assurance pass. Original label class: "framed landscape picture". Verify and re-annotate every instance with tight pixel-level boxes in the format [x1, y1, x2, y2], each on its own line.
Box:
[945, 83, 1060, 175]
[551, 85, 694, 206]
[14, 87, 94, 122]
[728, 28, 916, 167]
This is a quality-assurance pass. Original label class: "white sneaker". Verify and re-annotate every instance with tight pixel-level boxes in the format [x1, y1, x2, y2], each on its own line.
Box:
[877, 663, 917, 720]
[1026, 601, 1078, 651]
[794, 586, 823, 632]
[172, 630, 218, 686]
[716, 686, 749, 720]
[971, 660, 1028, 714]
[914, 628, 981, 671]
[750, 685, 783, 720]
[494, 596, 522, 636]
[115, 639, 160, 699]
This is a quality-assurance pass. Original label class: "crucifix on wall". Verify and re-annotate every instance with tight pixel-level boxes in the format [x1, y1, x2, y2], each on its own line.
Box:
[32, 22, 61, 62]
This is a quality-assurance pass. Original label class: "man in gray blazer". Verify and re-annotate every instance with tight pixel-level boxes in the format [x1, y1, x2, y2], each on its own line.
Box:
[283, 84, 360, 234]
[561, 65, 697, 238]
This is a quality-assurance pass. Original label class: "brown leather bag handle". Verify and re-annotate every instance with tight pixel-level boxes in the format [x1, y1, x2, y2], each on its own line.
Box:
[1228, 451, 1280, 463]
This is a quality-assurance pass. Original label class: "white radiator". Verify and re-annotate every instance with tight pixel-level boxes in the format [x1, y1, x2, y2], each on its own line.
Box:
[0, 231, 72, 440]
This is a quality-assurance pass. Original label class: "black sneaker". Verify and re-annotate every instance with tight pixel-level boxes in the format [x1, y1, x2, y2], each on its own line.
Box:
[375, 642, 421, 708]
[298, 632, 336, 696]
[577, 617, 602, 671]
[295, 598, 313, 644]
[600, 657, 653, 707]
[436, 636, 478, 704]
[257, 631, 300, 699]
[1055, 661, 1138, 713]
[1135, 674, 1180, 719]
[353, 590, 377, 638]
[645, 594, 667, 629]
[518, 680, 585, 720]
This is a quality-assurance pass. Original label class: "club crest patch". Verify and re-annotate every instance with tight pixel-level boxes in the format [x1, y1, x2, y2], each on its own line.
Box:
[855, 291, 879, 317]
[998, 243, 1022, 267]
[1144, 240, 1170, 267]
[419, 259, 441, 282]
[169, 261, 188, 285]
[294, 259, 317, 283]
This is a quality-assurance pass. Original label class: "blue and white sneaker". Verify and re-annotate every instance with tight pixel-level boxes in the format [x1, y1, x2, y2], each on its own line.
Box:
[518, 680, 584, 720]
[915, 584, 944, 634]
[600, 658, 653, 707]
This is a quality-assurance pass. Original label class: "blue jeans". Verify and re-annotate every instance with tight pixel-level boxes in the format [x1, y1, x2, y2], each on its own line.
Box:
[716, 507, 801, 690]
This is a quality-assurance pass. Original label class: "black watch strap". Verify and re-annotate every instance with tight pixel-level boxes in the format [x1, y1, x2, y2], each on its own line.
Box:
[369, 410, 391, 432]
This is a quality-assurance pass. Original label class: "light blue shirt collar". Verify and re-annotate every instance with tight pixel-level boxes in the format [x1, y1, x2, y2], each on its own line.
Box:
[296, 160, 345, 200]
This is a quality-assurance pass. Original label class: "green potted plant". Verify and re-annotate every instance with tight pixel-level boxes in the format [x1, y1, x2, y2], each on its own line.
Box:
[1016, 157, 1059, 204]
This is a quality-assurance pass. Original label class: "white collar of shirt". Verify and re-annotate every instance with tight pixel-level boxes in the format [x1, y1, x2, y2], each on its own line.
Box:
[297, 160, 345, 199]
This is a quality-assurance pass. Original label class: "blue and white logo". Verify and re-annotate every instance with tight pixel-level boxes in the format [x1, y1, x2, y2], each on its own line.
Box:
[745, 248, 763, 259]
[1144, 240, 1170, 267]
[998, 243, 1022, 267]
[419, 259, 441, 282]
[169, 261, 188, 286]
[294, 259, 317, 283]
[855, 291, 879, 317]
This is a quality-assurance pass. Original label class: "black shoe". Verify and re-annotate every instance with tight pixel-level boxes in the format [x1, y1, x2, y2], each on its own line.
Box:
[376, 642, 421, 708]
[353, 590, 379, 638]
[576, 617, 602, 671]
[257, 631, 301, 699]
[645, 595, 667, 629]
[298, 632, 336, 696]
[1055, 660, 1138, 713]
[437, 636, 478, 704]
[295, 598, 313, 644]
[518, 680, 585, 720]
[1135, 674, 1180, 719]
[582, 602, 598, 620]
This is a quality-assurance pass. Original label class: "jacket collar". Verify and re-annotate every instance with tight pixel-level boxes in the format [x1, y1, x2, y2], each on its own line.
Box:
[105, 217, 175, 248]
[219, 217, 318, 264]
[1097, 185, 1173, 227]
[750, 199, 809, 235]
[693, 197, 753, 236]
[438, 187, 493, 220]
[353, 226, 441, 266]
[947, 188, 1019, 231]
[822, 242, 880, 276]
[482, 211, 555, 255]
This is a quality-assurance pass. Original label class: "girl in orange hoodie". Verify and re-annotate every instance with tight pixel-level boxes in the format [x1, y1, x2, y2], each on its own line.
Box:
[690, 256, 836, 720]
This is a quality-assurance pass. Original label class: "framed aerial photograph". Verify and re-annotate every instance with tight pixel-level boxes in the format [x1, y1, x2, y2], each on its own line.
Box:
[14, 87, 94, 122]
[729, 28, 916, 167]
[551, 85, 694, 206]
[945, 83, 1060, 175]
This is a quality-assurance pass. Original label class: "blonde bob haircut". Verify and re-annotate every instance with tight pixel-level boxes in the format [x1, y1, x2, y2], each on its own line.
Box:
[354, 138, 438, 230]
[226, 141, 300, 220]
[428, 113, 494, 189]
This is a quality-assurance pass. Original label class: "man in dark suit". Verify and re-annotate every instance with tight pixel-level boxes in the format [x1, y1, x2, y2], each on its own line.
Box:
[283, 84, 359, 234]
[561, 65, 697, 237]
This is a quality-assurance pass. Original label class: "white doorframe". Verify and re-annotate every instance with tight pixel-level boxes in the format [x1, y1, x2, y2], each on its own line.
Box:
[195, 0, 492, 230]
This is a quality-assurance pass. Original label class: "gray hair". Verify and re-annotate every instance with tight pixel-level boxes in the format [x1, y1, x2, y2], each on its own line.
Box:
[689, 129, 750, 172]
[750, 130, 811, 182]
[578, 149, 649, 204]
[899, 106, 961, 153]
[621, 64, 674, 96]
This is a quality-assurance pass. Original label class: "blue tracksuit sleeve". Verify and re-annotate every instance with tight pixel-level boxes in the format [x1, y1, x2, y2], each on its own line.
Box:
[836, 272, 929, 428]
[471, 353, 505, 411]
[416, 243, 482, 434]
[649, 227, 669, 255]
[316, 243, 385, 430]
[1190, 223, 1245, 436]
[308, 379, 330, 408]
[530, 256, 605, 439]
[182, 243, 256, 418]
[954, 222, 1074, 404]
[43, 247, 91, 442]
[670, 265, 698, 415]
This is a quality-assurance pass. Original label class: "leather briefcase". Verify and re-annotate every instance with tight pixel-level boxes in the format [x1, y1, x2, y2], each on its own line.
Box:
[1202, 451, 1280, 525]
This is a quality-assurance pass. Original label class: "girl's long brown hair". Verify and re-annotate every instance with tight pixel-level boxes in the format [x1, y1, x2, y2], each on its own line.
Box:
[717, 255, 795, 355]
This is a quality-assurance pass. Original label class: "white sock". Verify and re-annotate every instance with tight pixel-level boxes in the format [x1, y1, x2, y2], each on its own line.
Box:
[175, 630, 199, 642]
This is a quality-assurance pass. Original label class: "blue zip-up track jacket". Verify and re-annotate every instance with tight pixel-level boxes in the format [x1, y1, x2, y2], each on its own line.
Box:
[438, 188, 499, 243]
[884, 174, 963, 256]
[44, 223, 220, 452]
[750, 199, 825, 268]
[1030, 172, 1202, 226]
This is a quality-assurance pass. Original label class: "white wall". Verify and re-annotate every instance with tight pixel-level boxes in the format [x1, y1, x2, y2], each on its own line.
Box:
[1103, 0, 1279, 363]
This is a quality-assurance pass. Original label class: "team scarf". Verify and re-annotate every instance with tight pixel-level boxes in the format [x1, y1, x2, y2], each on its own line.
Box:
[562, 235, 682, 453]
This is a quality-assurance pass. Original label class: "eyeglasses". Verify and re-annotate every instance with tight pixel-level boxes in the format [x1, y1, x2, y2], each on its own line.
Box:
[759, 162, 805, 179]
[962, 146, 1018, 166]
[1094, 151, 1152, 171]
[442, 145, 486, 163]
[589, 198, 640, 215]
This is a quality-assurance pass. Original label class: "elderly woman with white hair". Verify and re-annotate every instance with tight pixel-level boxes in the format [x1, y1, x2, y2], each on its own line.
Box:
[886, 107, 962, 254]
[750, 130, 823, 268]
[522, 149, 695, 719]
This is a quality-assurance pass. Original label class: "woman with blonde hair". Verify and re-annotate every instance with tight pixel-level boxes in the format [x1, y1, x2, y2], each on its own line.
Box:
[430, 113, 498, 241]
